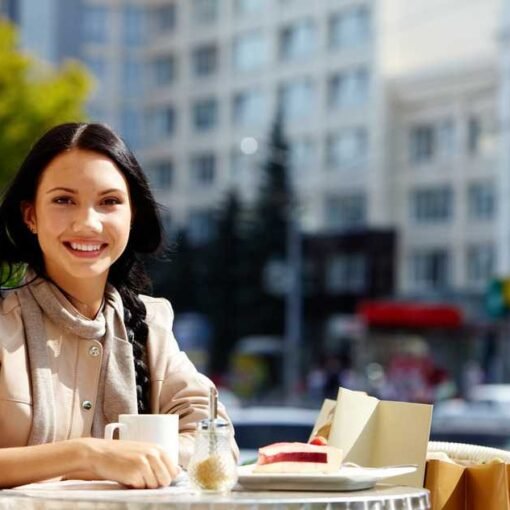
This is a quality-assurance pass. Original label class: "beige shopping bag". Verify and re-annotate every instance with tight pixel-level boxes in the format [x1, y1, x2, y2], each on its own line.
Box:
[310, 388, 433, 487]
[425, 459, 510, 510]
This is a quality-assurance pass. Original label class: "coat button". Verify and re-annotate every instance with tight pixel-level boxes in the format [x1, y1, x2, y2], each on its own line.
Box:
[82, 400, 93, 410]
[88, 346, 100, 357]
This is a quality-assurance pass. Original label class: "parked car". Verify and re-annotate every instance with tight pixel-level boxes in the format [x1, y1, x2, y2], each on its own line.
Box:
[431, 385, 510, 448]
[228, 406, 318, 464]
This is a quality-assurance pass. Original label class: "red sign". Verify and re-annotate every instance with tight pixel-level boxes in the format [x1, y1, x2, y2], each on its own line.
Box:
[358, 300, 462, 329]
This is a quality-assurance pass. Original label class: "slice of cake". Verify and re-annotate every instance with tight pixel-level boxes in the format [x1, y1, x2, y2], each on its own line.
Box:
[253, 442, 343, 473]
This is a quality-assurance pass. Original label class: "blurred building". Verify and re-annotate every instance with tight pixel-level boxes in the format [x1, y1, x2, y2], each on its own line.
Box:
[0, 0, 19, 22]
[3, 0, 502, 303]
[2, 0, 145, 155]
[79, 0, 145, 151]
[18, 0, 81, 64]
[388, 59, 498, 295]
[141, 0, 385, 244]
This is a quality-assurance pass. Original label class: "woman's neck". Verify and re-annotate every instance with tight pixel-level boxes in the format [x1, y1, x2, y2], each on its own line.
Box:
[66, 293, 105, 319]
[45, 273, 107, 319]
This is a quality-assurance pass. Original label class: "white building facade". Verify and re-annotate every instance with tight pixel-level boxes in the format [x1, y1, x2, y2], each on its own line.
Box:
[140, 0, 385, 243]
[388, 60, 499, 295]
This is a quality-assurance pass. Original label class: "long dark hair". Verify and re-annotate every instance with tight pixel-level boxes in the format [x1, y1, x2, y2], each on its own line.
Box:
[0, 122, 163, 414]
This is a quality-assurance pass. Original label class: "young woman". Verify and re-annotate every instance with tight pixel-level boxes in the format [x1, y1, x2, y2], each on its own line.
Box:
[0, 122, 237, 489]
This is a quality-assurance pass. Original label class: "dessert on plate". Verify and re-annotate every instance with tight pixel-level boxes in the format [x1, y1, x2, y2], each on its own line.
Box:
[253, 441, 343, 474]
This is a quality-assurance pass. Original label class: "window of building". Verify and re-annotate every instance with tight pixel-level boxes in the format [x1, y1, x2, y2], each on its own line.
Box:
[466, 243, 495, 286]
[234, 0, 266, 16]
[232, 90, 266, 126]
[192, 0, 218, 24]
[468, 180, 496, 220]
[124, 6, 144, 46]
[192, 98, 218, 131]
[409, 119, 455, 164]
[279, 79, 314, 120]
[436, 119, 455, 158]
[325, 254, 367, 293]
[153, 55, 177, 86]
[232, 31, 269, 72]
[191, 153, 216, 185]
[329, 5, 370, 49]
[468, 117, 481, 155]
[279, 19, 316, 61]
[149, 161, 174, 190]
[83, 6, 109, 43]
[326, 128, 368, 169]
[192, 44, 218, 77]
[123, 58, 142, 97]
[411, 186, 453, 223]
[328, 67, 370, 108]
[410, 124, 434, 163]
[121, 109, 140, 149]
[324, 193, 366, 229]
[410, 249, 450, 290]
[188, 209, 215, 245]
[147, 107, 176, 141]
[288, 138, 316, 173]
[84, 55, 107, 92]
[152, 4, 176, 33]
[467, 115, 496, 156]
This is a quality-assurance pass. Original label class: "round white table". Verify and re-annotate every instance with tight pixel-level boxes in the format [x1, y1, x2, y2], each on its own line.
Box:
[0, 484, 430, 510]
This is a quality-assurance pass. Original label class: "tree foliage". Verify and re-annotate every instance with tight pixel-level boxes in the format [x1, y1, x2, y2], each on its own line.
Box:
[200, 191, 246, 374]
[145, 116, 294, 378]
[0, 19, 91, 189]
[241, 115, 292, 336]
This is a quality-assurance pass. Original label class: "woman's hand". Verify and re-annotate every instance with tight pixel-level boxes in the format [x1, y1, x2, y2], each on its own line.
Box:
[72, 438, 180, 489]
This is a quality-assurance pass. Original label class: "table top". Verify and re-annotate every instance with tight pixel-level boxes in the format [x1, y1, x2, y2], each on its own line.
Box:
[0, 484, 430, 510]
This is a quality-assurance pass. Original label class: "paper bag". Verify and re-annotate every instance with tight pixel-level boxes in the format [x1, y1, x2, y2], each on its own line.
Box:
[311, 388, 433, 487]
[425, 459, 510, 510]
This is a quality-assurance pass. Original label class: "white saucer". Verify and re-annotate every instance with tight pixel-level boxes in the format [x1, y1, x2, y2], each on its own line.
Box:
[237, 464, 417, 491]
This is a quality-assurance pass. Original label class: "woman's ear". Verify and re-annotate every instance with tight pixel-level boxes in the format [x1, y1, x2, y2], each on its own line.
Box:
[20, 201, 37, 234]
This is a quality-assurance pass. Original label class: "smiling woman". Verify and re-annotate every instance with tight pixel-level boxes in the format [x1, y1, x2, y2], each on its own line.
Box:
[21, 149, 133, 313]
[0, 123, 238, 489]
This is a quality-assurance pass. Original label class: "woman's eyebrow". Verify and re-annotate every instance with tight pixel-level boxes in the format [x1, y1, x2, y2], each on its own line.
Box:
[99, 188, 128, 196]
[46, 187, 76, 194]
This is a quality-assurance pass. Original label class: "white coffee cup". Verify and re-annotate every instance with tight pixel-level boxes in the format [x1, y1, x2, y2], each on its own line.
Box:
[104, 414, 179, 466]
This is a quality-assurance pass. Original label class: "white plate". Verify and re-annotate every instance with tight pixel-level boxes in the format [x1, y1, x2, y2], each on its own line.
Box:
[237, 464, 417, 491]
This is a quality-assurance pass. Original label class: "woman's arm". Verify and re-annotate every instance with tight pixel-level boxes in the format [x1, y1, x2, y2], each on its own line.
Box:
[0, 438, 179, 489]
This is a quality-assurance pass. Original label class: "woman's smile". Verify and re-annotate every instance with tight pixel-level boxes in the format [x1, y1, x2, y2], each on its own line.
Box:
[63, 240, 109, 258]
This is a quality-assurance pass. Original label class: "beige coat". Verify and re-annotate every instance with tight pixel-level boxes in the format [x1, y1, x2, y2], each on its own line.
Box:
[0, 290, 237, 467]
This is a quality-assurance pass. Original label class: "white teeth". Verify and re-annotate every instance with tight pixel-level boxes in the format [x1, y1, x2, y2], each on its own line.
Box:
[69, 242, 102, 252]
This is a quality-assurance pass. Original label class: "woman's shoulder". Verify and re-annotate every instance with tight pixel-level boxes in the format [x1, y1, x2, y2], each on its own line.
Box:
[0, 290, 25, 349]
[139, 295, 175, 324]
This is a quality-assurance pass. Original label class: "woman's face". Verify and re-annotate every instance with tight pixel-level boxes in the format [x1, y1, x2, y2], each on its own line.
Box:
[22, 148, 133, 290]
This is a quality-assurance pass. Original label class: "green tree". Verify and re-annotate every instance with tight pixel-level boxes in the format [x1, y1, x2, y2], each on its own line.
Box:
[242, 114, 293, 336]
[148, 229, 201, 313]
[201, 190, 246, 375]
[0, 19, 91, 189]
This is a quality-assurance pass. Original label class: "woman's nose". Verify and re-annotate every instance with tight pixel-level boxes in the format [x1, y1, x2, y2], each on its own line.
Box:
[72, 207, 102, 232]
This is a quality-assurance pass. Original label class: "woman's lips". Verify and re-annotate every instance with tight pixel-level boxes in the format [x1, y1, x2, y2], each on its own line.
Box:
[63, 242, 107, 258]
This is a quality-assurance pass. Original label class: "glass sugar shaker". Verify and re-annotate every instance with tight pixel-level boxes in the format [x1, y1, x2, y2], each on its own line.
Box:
[188, 388, 238, 492]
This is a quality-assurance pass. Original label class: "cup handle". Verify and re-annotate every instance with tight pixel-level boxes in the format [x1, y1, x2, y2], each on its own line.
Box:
[104, 422, 127, 440]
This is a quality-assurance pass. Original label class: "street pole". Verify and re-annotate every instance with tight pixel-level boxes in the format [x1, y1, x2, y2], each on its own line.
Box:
[497, 0, 510, 382]
[498, 0, 510, 277]
[240, 135, 303, 402]
[284, 208, 302, 404]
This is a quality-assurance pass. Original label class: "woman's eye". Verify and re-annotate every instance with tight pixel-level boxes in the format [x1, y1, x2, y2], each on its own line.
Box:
[52, 196, 73, 205]
[101, 197, 122, 206]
